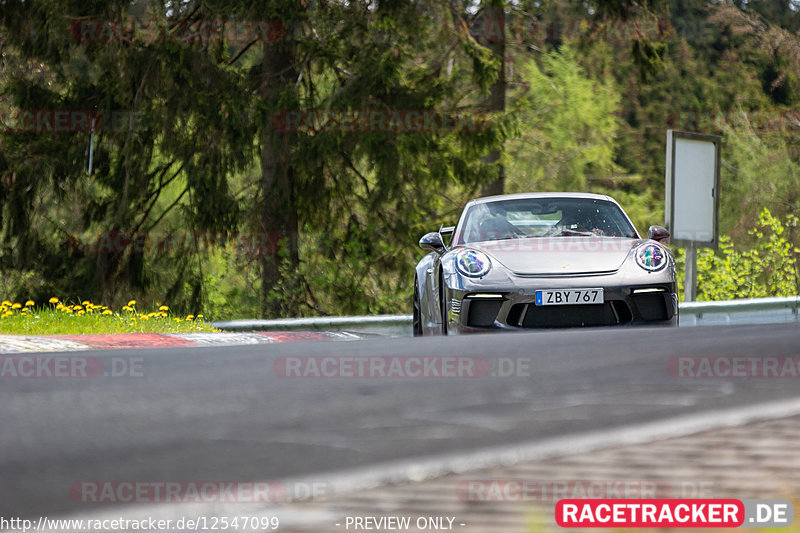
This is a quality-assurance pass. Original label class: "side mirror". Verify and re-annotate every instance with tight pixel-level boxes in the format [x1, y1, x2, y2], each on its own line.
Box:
[648, 225, 670, 244]
[419, 231, 446, 252]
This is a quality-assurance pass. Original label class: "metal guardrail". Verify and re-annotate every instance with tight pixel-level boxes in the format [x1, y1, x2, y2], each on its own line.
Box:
[679, 295, 800, 327]
[213, 296, 799, 335]
[213, 314, 414, 337]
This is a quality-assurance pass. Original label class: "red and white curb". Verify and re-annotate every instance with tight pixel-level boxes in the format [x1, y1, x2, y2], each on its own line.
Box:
[0, 331, 362, 354]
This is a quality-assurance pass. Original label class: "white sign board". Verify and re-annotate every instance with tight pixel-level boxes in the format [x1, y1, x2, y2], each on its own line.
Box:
[665, 130, 721, 248]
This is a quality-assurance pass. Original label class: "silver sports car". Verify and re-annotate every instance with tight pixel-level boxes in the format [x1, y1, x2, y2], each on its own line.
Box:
[413, 192, 677, 335]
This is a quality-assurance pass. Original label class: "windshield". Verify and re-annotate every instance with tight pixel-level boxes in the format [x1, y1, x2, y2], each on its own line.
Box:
[458, 197, 638, 244]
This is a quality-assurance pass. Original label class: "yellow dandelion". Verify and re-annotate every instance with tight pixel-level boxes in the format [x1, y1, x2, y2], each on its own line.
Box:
[56, 303, 64, 310]
[77, 310, 85, 316]
[81, 300, 90, 305]
[25, 300, 35, 307]
[127, 299, 136, 307]
[12, 303, 21, 309]
[102, 310, 113, 315]
[186, 314, 195, 320]
[140, 315, 149, 321]
[2, 311, 12, 318]
[0, 306, 6, 312]
[197, 314, 204, 319]
[158, 305, 169, 312]
[49, 297, 59, 304]
[22, 306, 29, 312]
[122, 305, 132, 312]
[158, 312, 167, 317]
[173, 317, 181, 322]
[74, 304, 83, 311]
[2, 300, 11, 306]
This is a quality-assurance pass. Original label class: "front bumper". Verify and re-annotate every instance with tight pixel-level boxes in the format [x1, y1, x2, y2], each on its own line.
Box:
[444, 279, 678, 333]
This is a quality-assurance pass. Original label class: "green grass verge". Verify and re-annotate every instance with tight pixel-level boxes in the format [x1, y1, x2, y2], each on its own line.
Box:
[0, 298, 217, 335]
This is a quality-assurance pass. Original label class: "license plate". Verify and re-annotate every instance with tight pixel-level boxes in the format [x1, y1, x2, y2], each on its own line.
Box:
[535, 288, 604, 306]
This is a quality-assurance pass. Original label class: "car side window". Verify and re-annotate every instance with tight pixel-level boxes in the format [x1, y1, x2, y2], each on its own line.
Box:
[462, 205, 488, 243]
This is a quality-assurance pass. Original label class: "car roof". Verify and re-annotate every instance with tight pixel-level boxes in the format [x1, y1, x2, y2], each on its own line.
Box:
[465, 192, 616, 207]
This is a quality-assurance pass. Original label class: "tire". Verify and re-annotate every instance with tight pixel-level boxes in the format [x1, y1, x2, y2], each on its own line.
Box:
[439, 272, 448, 335]
[413, 277, 423, 337]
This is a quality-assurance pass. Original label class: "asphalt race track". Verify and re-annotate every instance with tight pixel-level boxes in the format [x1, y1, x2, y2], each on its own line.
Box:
[2, 323, 799, 518]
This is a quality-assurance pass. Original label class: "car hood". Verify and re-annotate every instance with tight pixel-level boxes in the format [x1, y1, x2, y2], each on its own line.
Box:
[470, 237, 643, 276]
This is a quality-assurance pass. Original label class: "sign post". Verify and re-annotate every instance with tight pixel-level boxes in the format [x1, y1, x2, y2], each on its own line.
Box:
[684, 244, 697, 302]
[665, 130, 721, 302]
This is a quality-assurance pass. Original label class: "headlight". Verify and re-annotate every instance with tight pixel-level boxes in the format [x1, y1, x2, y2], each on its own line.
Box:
[635, 243, 668, 272]
[456, 249, 491, 277]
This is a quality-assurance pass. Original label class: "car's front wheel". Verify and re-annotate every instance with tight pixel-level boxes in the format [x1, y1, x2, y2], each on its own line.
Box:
[413, 277, 423, 337]
[439, 273, 448, 335]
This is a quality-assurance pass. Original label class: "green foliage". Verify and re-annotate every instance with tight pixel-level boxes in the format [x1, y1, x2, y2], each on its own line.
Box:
[0, 0, 253, 311]
[0, 299, 215, 335]
[199, 244, 263, 321]
[265, 225, 408, 317]
[718, 120, 800, 242]
[674, 208, 800, 301]
[507, 46, 621, 192]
